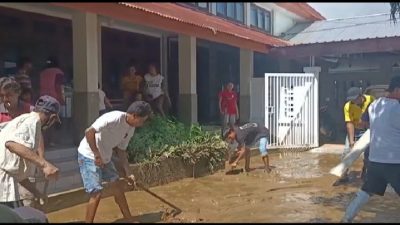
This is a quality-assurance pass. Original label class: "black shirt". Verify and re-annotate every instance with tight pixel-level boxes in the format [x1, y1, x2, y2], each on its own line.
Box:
[234, 123, 269, 147]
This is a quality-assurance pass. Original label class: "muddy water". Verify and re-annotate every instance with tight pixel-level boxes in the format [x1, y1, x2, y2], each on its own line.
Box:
[47, 150, 400, 223]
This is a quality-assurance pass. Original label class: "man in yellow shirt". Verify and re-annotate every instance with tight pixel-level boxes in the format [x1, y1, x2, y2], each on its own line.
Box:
[333, 87, 375, 186]
[121, 64, 144, 109]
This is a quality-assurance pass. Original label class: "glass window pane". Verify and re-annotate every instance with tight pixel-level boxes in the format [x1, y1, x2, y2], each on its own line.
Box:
[264, 12, 271, 32]
[197, 2, 208, 9]
[236, 3, 244, 22]
[258, 10, 264, 29]
[250, 6, 257, 26]
[227, 3, 235, 18]
[217, 3, 226, 15]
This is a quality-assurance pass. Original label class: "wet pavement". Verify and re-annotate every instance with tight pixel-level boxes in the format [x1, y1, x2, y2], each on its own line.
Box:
[47, 148, 400, 223]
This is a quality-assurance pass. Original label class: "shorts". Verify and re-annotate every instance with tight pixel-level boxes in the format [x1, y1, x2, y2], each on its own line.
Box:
[222, 114, 236, 127]
[258, 137, 268, 157]
[78, 153, 120, 194]
[361, 161, 400, 196]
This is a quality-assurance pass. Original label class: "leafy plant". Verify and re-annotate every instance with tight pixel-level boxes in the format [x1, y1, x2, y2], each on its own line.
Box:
[127, 116, 228, 173]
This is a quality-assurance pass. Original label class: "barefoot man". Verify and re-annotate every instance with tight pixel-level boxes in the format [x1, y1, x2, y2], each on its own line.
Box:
[223, 123, 271, 173]
[77, 101, 152, 223]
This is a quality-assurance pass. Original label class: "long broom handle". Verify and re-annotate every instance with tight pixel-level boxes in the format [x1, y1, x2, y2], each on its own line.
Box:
[126, 178, 181, 212]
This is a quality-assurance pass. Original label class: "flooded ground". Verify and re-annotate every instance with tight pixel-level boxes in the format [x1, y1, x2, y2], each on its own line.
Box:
[47, 147, 399, 223]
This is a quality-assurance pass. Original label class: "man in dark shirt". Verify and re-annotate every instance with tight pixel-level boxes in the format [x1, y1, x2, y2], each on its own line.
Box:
[223, 123, 271, 173]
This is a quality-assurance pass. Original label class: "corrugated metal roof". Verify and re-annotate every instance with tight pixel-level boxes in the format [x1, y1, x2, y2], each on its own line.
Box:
[282, 13, 400, 46]
[119, 2, 290, 47]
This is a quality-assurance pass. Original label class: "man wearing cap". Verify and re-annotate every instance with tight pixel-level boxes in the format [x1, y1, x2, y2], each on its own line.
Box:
[0, 95, 60, 208]
[77, 101, 152, 223]
[341, 76, 400, 222]
[333, 87, 375, 186]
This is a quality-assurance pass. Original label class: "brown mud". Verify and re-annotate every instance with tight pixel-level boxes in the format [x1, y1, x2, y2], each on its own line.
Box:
[47, 150, 400, 223]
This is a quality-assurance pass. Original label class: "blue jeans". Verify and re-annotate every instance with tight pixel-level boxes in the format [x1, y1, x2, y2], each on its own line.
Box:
[259, 137, 269, 157]
[78, 153, 119, 194]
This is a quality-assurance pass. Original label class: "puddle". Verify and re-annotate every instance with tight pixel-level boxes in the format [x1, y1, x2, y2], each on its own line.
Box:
[47, 150, 400, 223]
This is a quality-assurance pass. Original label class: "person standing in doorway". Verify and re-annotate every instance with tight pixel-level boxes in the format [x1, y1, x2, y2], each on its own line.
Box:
[341, 76, 400, 222]
[333, 87, 374, 186]
[14, 57, 33, 104]
[144, 63, 170, 117]
[219, 82, 239, 132]
[98, 84, 113, 116]
[121, 62, 144, 109]
[39, 57, 65, 147]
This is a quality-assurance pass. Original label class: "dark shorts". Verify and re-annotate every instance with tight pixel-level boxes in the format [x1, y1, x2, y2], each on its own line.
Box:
[361, 162, 400, 196]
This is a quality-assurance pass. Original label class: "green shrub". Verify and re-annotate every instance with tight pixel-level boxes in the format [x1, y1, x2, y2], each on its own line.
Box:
[127, 116, 228, 172]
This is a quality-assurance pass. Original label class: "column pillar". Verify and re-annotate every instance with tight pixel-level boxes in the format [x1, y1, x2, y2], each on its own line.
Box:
[72, 11, 100, 144]
[303, 66, 321, 147]
[178, 34, 197, 124]
[239, 49, 253, 123]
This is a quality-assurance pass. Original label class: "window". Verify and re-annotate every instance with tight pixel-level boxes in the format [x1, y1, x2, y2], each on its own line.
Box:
[250, 7, 257, 26]
[227, 3, 235, 18]
[236, 3, 244, 22]
[250, 4, 272, 33]
[216, 2, 244, 23]
[217, 3, 226, 15]
[184, 2, 209, 12]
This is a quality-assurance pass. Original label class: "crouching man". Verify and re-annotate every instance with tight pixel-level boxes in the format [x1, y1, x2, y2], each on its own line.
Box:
[0, 95, 60, 208]
[223, 123, 271, 173]
[77, 101, 152, 223]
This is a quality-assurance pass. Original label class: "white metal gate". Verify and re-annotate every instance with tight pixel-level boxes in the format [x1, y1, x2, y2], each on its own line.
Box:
[265, 73, 319, 149]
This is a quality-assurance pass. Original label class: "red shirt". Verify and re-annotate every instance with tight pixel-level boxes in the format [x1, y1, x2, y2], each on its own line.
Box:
[218, 90, 238, 115]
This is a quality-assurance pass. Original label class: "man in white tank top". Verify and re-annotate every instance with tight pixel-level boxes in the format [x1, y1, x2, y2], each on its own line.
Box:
[144, 64, 170, 117]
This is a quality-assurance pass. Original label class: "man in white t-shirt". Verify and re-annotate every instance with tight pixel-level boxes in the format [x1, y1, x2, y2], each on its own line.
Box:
[144, 64, 170, 117]
[98, 84, 113, 116]
[77, 101, 152, 223]
[0, 95, 60, 208]
[341, 76, 400, 222]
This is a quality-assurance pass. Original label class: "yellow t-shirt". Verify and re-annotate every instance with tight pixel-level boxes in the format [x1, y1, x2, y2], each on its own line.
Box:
[343, 94, 375, 128]
[121, 75, 143, 93]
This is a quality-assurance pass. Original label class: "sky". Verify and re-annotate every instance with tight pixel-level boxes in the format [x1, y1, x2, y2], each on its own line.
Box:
[308, 3, 391, 19]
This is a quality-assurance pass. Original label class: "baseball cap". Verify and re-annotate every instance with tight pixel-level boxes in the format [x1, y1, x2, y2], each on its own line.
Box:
[126, 101, 152, 117]
[388, 76, 400, 92]
[346, 87, 362, 101]
[34, 95, 61, 123]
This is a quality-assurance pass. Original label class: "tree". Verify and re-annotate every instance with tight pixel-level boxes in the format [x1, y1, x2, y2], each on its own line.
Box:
[390, 2, 400, 23]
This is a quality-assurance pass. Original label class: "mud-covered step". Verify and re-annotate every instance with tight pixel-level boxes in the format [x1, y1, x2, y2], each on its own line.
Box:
[44, 147, 77, 161]
[36, 172, 83, 195]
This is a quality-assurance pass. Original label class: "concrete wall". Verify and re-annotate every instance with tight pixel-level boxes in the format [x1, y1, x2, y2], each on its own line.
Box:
[254, 3, 308, 37]
[318, 53, 399, 136]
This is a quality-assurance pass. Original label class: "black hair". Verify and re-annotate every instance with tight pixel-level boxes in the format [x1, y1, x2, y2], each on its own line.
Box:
[222, 125, 236, 140]
[126, 101, 152, 117]
[148, 63, 158, 71]
[388, 76, 400, 92]
[17, 57, 32, 69]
